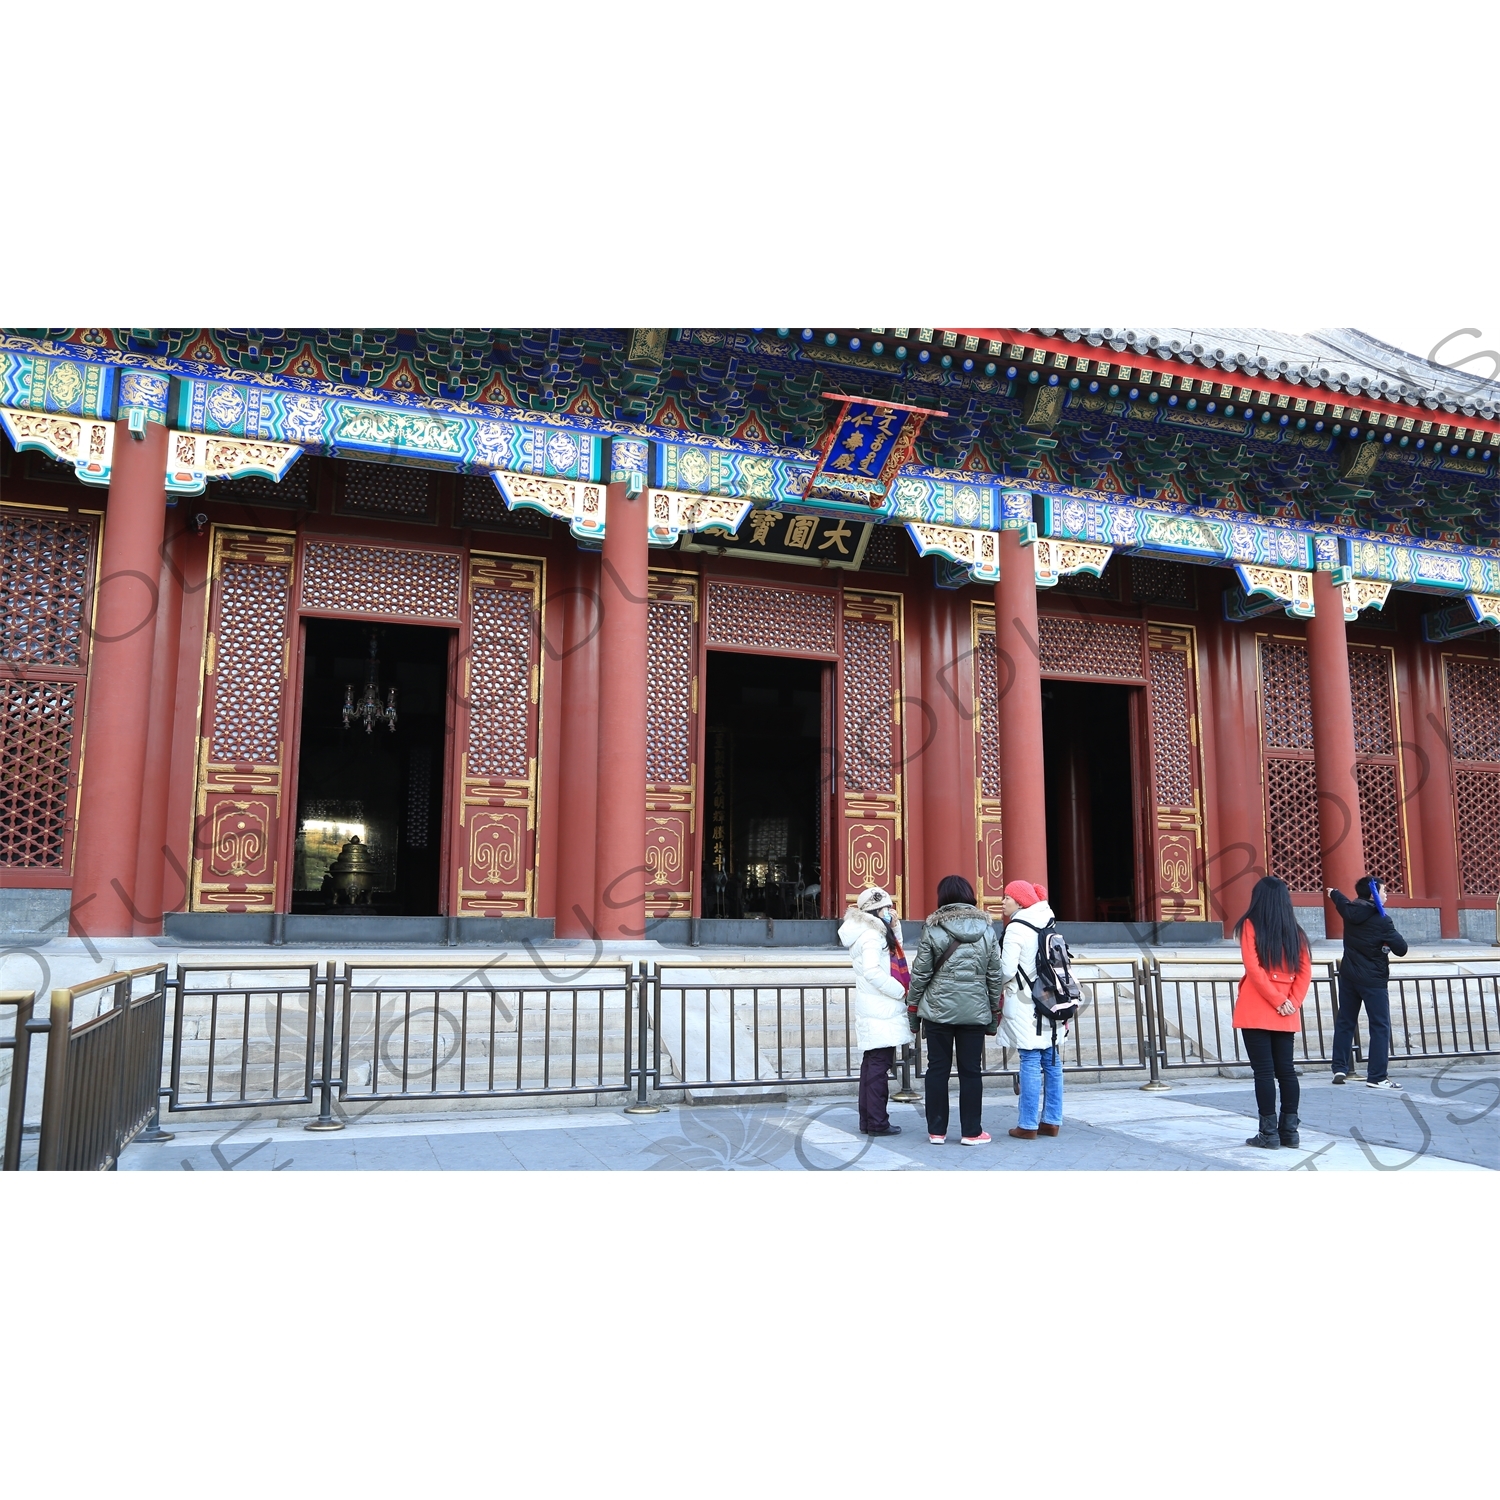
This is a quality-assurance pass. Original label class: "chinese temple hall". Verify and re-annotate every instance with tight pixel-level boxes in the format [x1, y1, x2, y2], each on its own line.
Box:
[2, 326, 1498, 949]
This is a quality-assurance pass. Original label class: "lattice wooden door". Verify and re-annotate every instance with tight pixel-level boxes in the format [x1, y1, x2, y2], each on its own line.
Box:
[1257, 636, 1322, 893]
[839, 589, 906, 911]
[970, 603, 1004, 915]
[0, 504, 97, 878]
[1444, 655, 1500, 897]
[1349, 645, 1407, 892]
[645, 570, 698, 919]
[192, 529, 297, 911]
[1146, 624, 1208, 920]
[455, 554, 544, 915]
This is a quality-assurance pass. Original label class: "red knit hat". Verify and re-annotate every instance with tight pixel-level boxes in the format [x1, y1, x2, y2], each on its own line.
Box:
[1004, 879, 1041, 907]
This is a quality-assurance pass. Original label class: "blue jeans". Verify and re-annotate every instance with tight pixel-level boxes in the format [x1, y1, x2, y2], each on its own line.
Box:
[1332, 977, 1391, 1083]
[1018, 1045, 1063, 1130]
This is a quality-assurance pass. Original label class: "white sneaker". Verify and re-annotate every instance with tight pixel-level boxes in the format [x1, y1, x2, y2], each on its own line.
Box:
[1366, 1078, 1402, 1090]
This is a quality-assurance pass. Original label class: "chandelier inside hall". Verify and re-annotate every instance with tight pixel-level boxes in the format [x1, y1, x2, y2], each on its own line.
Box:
[342, 630, 397, 735]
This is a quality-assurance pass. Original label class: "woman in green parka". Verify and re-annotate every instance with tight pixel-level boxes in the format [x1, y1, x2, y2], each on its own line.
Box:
[904, 874, 1005, 1145]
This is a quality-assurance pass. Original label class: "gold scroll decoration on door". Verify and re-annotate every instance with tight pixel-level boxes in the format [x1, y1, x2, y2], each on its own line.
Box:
[192, 529, 296, 911]
[457, 554, 544, 915]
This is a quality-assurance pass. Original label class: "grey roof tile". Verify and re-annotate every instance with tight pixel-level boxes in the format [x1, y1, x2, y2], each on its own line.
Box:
[1014, 327, 1500, 418]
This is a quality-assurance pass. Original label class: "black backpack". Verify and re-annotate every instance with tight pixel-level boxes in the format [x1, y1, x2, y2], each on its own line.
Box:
[1010, 916, 1086, 1042]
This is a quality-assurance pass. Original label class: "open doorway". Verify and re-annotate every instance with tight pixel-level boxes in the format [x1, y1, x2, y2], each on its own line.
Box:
[291, 618, 452, 915]
[1042, 680, 1139, 922]
[702, 651, 829, 919]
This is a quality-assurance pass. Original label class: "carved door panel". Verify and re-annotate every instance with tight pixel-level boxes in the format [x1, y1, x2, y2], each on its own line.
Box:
[645, 570, 698, 919]
[838, 589, 905, 911]
[0, 503, 98, 878]
[1444, 655, 1500, 898]
[1348, 645, 1406, 893]
[970, 603, 1005, 915]
[455, 554, 543, 915]
[1146, 623, 1208, 921]
[192, 529, 296, 911]
[1257, 635, 1322, 893]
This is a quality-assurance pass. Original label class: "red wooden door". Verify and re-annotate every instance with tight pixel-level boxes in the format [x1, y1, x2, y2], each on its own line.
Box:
[837, 588, 907, 912]
[455, 553, 545, 915]
[191, 528, 297, 912]
[645, 569, 699, 920]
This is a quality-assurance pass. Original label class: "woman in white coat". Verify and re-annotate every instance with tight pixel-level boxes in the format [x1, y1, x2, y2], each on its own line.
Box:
[996, 879, 1066, 1140]
[838, 886, 911, 1136]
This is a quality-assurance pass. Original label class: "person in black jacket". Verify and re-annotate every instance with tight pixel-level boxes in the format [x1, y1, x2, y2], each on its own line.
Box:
[1328, 875, 1409, 1089]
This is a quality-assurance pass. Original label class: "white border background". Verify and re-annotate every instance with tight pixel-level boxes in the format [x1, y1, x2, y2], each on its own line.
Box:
[4, 3, 1496, 1494]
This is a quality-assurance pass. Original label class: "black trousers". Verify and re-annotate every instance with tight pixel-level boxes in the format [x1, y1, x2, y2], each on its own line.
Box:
[1240, 1027, 1300, 1117]
[858, 1047, 895, 1132]
[1332, 976, 1391, 1083]
[923, 1022, 986, 1138]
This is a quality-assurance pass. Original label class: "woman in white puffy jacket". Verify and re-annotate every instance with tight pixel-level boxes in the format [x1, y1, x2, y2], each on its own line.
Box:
[837, 886, 911, 1136]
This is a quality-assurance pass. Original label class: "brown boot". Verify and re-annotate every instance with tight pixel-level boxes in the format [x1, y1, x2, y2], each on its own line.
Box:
[1008, 1126, 1038, 1140]
[1037, 1123, 1060, 1137]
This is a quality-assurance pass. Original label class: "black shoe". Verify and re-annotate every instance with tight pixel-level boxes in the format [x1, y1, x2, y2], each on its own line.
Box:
[1278, 1111, 1301, 1148]
[1332, 1071, 1348, 1084]
[865, 1124, 902, 1137]
[1245, 1113, 1280, 1149]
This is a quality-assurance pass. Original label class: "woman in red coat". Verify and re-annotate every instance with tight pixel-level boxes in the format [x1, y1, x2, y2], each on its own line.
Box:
[1233, 875, 1312, 1149]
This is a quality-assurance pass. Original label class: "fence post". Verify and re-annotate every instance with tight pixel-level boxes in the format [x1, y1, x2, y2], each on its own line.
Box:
[36, 987, 76, 1170]
[624, 963, 666, 1115]
[1141, 960, 1169, 1091]
[104, 977, 135, 1169]
[136, 970, 175, 1143]
[2, 995, 35, 1171]
[304, 961, 345, 1131]
[892, 1043, 920, 1103]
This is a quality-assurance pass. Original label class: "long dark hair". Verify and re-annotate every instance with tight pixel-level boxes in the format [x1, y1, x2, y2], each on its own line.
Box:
[1234, 875, 1308, 973]
[936, 874, 975, 907]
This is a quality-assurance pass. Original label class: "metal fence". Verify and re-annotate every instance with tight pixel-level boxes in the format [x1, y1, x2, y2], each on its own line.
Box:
[1146, 957, 1500, 1080]
[3, 951, 1497, 1165]
[651, 964, 858, 1093]
[166, 962, 324, 1113]
[33, 966, 169, 1171]
[1, 990, 35, 1171]
[337, 959, 638, 1104]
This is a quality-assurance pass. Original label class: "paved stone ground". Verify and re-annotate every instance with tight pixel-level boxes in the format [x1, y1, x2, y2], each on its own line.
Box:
[117, 1063, 1498, 1173]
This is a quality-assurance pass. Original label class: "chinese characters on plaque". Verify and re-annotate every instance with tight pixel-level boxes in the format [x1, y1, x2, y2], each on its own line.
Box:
[802, 394, 945, 505]
[679, 509, 875, 569]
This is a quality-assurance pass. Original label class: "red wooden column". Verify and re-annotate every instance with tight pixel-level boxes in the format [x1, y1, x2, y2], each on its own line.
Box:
[920, 585, 970, 904]
[131, 518, 187, 933]
[995, 530, 1048, 891]
[593, 480, 649, 940]
[1306, 570, 1365, 937]
[1409, 640, 1461, 938]
[554, 549, 602, 938]
[1206, 614, 1263, 935]
[70, 420, 170, 938]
